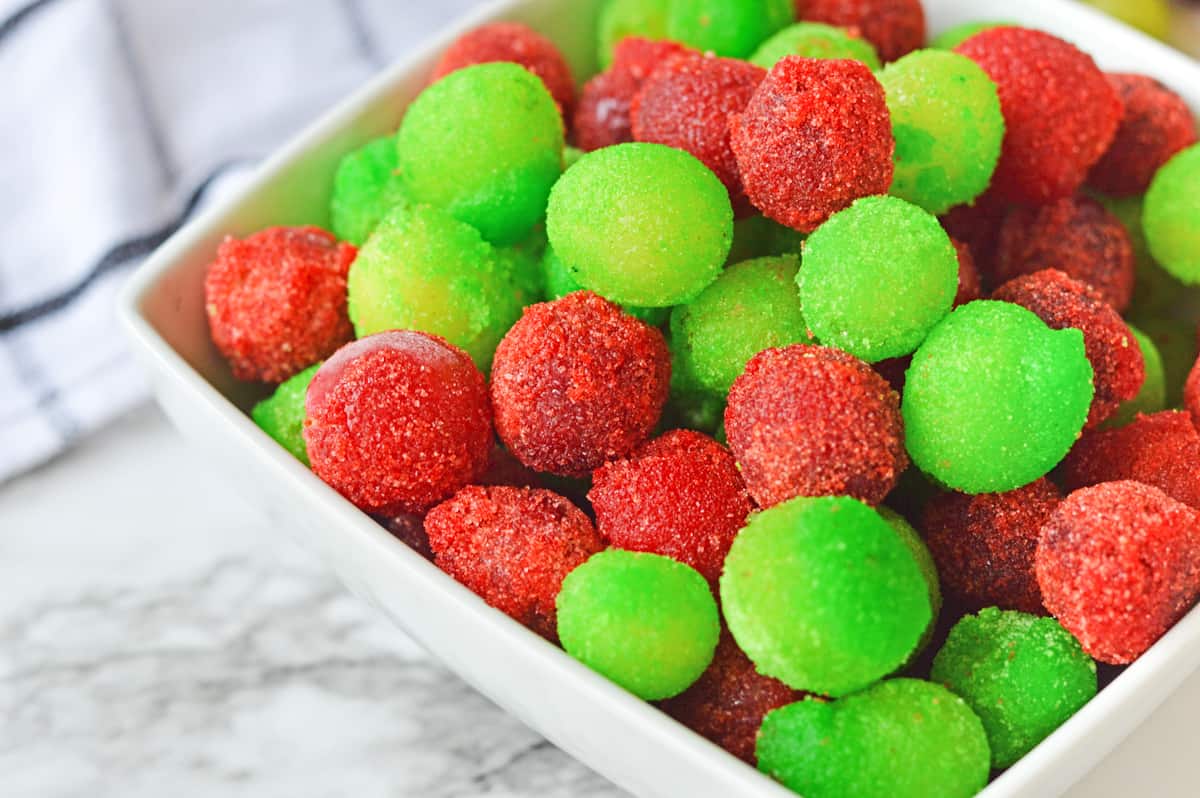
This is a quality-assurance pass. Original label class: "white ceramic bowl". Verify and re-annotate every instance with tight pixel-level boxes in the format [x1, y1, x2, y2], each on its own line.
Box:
[118, 2, 1200, 796]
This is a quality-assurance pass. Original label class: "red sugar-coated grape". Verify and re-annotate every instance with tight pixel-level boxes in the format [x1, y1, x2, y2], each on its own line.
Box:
[940, 190, 1009, 279]
[305, 331, 493, 515]
[725, 344, 908, 508]
[991, 195, 1135, 312]
[1061, 411, 1200, 511]
[799, 0, 926, 62]
[922, 479, 1063, 615]
[382, 513, 433, 560]
[952, 238, 983, 307]
[204, 226, 355, 383]
[631, 54, 766, 213]
[431, 22, 576, 117]
[1036, 480, 1200, 664]
[425, 485, 603, 641]
[992, 269, 1144, 428]
[956, 28, 1122, 205]
[574, 38, 695, 152]
[491, 291, 671, 478]
[1187, 354, 1200, 432]
[660, 629, 804, 763]
[1088, 73, 1198, 197]
[730, 57, 894, 233]
[589, 429, 754, 583]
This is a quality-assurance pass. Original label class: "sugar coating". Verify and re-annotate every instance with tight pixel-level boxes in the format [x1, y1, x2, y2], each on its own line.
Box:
[1036, 480, 1200, 664]
[597, 0, 670, 69]
[556, 549, 720, 700]
[955, 28, 1122, 205]
[204, 226, 355, 384]
[1105, 325, 1166, 427]
[878, 506, 942, 658]
[902, 301, 1093, 494]
[731, 57, 894, 233]
[398, 62, 563, 246]
[878, 50, 1004, 216]
[546, 143, 732, 307]
[725, 345, 908, 508]
[424, 485, 603, 641]
[665, 0, 794, 58]
[1061, 411, 1200, 511]
[304, 331, 492, 515]
[930, 21, 1009, 50]
[749, 22, 881, 70]
[590, 429, 753, 583]
[541, 243, 667, 326]
[495, 227, 548, 307]
[1144, 143, 1200, 284]
[800, 196, 959, 362]
[670, 255, 808, 396]
[993, 195, 1135, 312]
[800, 0, 926, 62]
[756, 679, 990, 798]
[631, 53, 765, 211]
[993, 269, 1144, 428]
[431, 22, 576, 117]
[952, 238, 983, 306]
[251, 363, 321, 465]
[1088, 73, 1197, 197]
[661, 629, 803, 764]
[490, 292, 671, 477]
[932, 608, 1097, 769]
[721, 496, 931, 696]
[346, 203, 521, 373]
[575, 38, 695, 153]
[329, 135, 407, 246]
[922, 479, 1062, 615]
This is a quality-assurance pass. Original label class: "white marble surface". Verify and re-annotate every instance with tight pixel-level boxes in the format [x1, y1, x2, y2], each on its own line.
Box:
[1, 407, 1199, 797]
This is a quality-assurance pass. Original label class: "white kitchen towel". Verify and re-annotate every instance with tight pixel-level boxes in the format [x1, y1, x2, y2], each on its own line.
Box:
[0, 0, 486, 482]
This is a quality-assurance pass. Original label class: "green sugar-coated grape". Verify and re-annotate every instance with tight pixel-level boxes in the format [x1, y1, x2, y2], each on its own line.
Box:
[541, 242, 668, 326]
[251, 363, 321, 465]
[661, 336, 725, 434]
[547, 143, 733, 307]
[930, 21, 1012, 50]
[1144, 143, 1200, 284]
[1099, 193, 1200, 320]
[1106, 325, 1166, 428]
[720, 496, 931, 696]
[878, 50, 1005, 215]
[397, 62, 563, 246]
[1082, 0, 1172, 40]
[670, 256, 809, 396]
[799, 196, 958, 362]
[932, 608, 1097, 768]
[598, 0, 670, 69]
[496, 227, 548, 307]
[1129, 316, 1199, 407]
[750, 22, 881, 70]
[347, 204, 521, 372]
[903, 301, 1094, 493]
[557, 549, 720, 700]
[757, 679, 991, 798]
[666, 0, 794, 58]
[727, 214, 806, 264]
[878, 506, 942, 659]
[330, 135, 408, 246]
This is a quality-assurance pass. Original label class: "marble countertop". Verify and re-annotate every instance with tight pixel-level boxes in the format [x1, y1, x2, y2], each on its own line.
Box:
[2, 407, 1199, 797]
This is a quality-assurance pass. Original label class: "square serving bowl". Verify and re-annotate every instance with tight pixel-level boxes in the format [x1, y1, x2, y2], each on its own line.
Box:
[119, 1, 1200, 795]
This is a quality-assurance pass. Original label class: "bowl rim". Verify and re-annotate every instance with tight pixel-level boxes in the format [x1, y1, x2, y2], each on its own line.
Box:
[117, 1, 1200, 796]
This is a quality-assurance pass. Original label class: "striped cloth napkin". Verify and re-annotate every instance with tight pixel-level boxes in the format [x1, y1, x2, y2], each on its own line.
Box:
[0, 0, 484, 482]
